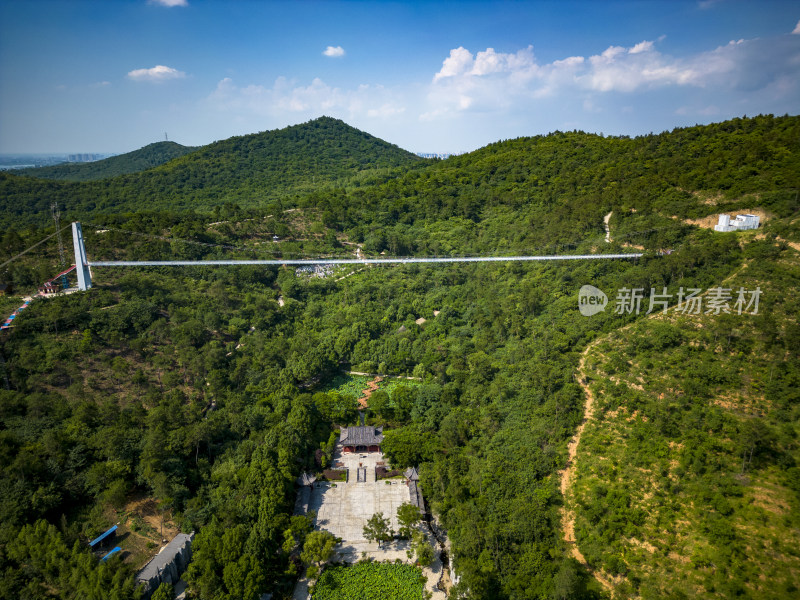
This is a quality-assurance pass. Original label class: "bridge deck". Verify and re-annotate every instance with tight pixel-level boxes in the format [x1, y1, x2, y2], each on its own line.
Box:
[88, 254, 643, 267]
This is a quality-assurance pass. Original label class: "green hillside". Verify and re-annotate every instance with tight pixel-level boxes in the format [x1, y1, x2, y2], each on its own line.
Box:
[292, 114, 800, 257]
[0, 114, 798, 600]
[572, 245, 800, 599]
[0, 116, 424, 224]
[15, 141, 199, 182]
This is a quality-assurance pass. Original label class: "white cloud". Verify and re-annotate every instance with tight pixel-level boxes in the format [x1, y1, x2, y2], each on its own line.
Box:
[207, 76, 404, 121]
[433, 47, 474, 81]
[424, 34, 800, 120]
[90, 81, 111, 88]
[629, 40, 654, 54]
[793, 20, 800, 35]
[323, 46, 345, 58]
[583, 42, 691, 92]
[433, 46, 537, 81]
[127, 65, 186, 82]
[149, 0, 188, 7]
[428, 46, 541, 116]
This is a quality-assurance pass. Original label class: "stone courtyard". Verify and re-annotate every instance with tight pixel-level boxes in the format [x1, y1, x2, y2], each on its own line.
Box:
[309, 447, 412, 560]
[292, 441, 447, 600]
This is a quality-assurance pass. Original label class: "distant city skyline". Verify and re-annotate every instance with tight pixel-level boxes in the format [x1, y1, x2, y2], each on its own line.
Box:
[1, 0, 799, 154]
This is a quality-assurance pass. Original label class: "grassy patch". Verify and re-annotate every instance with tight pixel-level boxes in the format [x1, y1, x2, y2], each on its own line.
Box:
[311, 561, 426, 600]
[321, 374, 370, 399]
[321, 374, 420, 400]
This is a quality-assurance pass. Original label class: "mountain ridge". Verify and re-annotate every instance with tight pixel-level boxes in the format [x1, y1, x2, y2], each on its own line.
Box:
[15, 141, 199, 182]
[1, 116, 424, 223]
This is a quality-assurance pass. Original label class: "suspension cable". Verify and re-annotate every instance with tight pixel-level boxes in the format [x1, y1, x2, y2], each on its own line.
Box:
[0, 225, 73, 271]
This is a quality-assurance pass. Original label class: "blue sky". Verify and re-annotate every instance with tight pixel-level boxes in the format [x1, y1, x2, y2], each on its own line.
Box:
[1, 0, 799, 154]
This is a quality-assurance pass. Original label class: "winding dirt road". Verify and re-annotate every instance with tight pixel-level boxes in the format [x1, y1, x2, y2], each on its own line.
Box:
[559, 337, 618, 595]
[559, 253, 754, 597]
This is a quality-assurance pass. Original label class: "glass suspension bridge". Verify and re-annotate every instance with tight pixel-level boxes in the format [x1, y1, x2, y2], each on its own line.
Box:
[67, 223, 645, 291]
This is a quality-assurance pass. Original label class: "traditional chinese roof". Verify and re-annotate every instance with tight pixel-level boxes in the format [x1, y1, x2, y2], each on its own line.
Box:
[297, 472, 317, 487]
[404, 467, 420, 481]
[340, 426, 383, 446]
[409, 480, 425, 511]
[136, 532, 194, 591]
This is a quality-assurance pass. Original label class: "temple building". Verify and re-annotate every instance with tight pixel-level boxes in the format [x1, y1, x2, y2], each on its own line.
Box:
[340, 426, 383, 453]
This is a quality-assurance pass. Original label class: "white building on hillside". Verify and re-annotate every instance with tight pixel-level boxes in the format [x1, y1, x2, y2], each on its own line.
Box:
[714, 213, 760, 232]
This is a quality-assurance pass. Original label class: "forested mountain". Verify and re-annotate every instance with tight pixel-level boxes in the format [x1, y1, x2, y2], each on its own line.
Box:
[572, 247, 800, 598]
[0, 114, 798, 600]
[15, 142, 199, 182]
[0, 116, 424, 224]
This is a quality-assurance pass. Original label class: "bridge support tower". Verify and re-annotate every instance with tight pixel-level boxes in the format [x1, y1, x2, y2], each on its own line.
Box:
[71, 222, 92, 291]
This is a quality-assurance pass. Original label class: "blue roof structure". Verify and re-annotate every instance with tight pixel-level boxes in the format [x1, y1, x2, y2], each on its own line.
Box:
[89, 525, 118, 547]
[101, 547, 121, 561]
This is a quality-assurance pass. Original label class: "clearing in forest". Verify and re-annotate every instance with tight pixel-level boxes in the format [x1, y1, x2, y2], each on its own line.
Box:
[311, 561, 426, 600]
[321, 373, 420, 408]
[94, 495, 179, 569]
[297, 442, 446, 600]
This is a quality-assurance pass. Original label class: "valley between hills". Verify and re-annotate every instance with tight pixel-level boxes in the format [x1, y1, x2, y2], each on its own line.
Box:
[0, 115, 798, 600]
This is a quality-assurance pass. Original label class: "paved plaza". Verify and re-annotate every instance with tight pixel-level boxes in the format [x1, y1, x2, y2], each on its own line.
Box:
[292, 444, 446, 600]
[310, 448, 412, 560]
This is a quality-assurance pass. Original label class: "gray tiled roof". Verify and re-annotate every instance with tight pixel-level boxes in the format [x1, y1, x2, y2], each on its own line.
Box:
[136, 532, 194, 595]
[297, 472, 317, 486]
[340, 426, 383, 446]
[404, 467, 419, 481]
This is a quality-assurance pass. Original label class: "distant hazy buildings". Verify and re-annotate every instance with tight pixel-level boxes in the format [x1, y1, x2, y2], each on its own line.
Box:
[0, 153, 114, 170]
[0, 154, 72, 169]
[714, 214, 760, 232]
[67, 153, 106, 162]
[416, 152, 462, 160]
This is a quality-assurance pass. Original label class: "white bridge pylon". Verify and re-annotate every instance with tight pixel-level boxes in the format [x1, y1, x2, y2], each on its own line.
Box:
[71, 221, 644, 291]
[72, 222, 93, 291]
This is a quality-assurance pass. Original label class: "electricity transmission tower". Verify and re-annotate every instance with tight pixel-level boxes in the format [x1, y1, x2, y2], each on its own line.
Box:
[51, 203, 68, 289]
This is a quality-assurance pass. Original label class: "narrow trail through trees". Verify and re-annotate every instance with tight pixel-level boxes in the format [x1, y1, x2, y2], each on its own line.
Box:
[560, 338, 619, 595]
[559, 258, 752, 597]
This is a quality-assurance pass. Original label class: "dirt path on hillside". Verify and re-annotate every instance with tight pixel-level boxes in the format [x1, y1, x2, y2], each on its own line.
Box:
[560, 259, 753, 596]
[358, 376, 383, 409]
[560, 338, 618, 596]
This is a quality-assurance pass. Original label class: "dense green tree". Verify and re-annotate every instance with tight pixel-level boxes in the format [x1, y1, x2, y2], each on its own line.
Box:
[300, 530, 339, 572]
[363, 513, 393, 548]
[396, 502, 422, 538]
[407, 530, 435, 567]
[150, 582, 173, 600]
